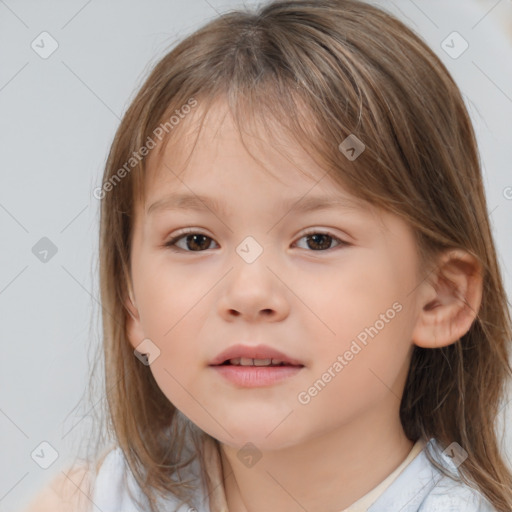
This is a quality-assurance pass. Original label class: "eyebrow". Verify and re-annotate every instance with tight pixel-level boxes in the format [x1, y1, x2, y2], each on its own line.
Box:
[146, 192, 363, 217]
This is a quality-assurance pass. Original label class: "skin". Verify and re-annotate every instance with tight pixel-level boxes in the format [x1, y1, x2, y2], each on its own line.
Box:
[125, 100, 483, 512]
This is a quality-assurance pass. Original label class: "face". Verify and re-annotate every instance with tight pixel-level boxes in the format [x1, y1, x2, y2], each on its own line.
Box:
[126, 101, 424, 451]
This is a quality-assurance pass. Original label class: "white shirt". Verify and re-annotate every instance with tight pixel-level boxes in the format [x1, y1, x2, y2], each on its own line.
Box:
[91, 430, 497, 511]
[340, 438, 426, 511]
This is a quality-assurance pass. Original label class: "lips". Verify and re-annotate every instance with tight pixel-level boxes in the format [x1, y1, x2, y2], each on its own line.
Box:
[209, 344, 304, 367]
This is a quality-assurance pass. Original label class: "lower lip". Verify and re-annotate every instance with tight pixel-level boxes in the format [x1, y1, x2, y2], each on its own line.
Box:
[210, 364, 304, 387]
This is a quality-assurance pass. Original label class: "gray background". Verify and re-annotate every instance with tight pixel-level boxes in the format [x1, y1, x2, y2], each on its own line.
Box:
[1, 1, 511, 510]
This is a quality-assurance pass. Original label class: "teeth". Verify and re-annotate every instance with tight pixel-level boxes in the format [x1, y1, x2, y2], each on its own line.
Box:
[228, 358, 288, 366]
[253, 358, 272, 366]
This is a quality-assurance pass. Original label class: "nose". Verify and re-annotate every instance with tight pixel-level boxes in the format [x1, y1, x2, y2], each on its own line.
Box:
[217, 255, 290, 323]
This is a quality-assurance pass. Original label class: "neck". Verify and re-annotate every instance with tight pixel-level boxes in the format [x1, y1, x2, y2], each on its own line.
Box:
[219, 400, 414, 512]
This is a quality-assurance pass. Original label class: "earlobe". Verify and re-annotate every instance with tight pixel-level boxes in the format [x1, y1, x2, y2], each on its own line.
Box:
[412, 250, 483, 349]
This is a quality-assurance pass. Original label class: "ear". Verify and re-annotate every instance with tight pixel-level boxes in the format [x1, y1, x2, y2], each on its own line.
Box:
[412, 249, 483, 348]
[125, 281, 145, 350]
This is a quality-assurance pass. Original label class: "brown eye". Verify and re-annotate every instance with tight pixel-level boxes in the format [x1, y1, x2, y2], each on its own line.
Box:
[295, 232, 346, 251]
[164, 229, 348, 253]
[165, 233, 218, 252]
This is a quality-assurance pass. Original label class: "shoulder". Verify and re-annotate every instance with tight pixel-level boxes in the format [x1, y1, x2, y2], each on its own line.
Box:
[417, 440, 497, 512]
[21, 463, 94, 512]
[91, 445, 209, 512]
[419, 439, 496, 512]
[417, 453, 497, 512]
[369, 438, 498, 512]
[20, 448, 114, 512]
[419, 479, 496, 511]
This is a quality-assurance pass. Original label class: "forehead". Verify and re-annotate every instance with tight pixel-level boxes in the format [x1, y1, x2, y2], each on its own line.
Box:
[142, 99, 355, 209]
[131, 100, 397, 242]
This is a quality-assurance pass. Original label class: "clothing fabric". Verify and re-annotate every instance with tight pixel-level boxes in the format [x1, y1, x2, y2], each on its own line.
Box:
[90, 424, 497, 512]
[340, 438, 426, 511]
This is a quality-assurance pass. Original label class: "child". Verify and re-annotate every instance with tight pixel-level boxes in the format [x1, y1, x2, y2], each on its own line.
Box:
[23, 0, 512, 511]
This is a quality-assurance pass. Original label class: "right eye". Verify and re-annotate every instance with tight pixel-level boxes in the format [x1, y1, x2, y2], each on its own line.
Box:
[164, 230, 219, 252]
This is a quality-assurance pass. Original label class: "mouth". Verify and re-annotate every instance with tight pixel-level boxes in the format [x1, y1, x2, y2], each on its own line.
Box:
[209, 344, 305, 387]
[217, 358, 303, 367]
[208, 344, 305, 367]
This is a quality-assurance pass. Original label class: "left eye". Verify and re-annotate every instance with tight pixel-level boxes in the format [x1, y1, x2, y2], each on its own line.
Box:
[164, 230, 347, 252]
[294, 232, 345, 251]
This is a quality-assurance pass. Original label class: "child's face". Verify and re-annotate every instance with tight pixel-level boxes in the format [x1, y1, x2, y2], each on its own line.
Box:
[126, 101, 425, 450]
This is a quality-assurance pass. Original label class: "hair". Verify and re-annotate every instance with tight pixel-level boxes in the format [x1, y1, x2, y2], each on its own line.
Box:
[92, 0, 512, 510]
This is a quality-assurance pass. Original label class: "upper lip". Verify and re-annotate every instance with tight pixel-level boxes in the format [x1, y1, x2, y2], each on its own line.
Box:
[209, 344, 304, 366]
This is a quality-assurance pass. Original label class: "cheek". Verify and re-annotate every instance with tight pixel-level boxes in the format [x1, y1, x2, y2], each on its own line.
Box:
[293, 308, 413, 432]
[135, 253, 209, 341]
[141, 317, 207, 414]
[302, 250, 409, 343]
[297, 250, 416, 396]
[133, 267, 210, 401]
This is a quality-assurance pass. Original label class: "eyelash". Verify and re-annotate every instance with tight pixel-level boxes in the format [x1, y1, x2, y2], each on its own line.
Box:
[163, 228, 349, 253]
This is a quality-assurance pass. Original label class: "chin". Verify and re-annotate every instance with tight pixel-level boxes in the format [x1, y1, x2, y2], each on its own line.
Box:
[210, 422, 304, 452]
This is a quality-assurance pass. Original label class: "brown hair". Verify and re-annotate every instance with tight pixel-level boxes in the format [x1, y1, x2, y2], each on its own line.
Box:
[91, 0, 512, 510]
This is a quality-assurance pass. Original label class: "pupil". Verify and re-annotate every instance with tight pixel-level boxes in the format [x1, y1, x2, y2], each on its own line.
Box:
[308, 234, 331, 250]
[187, 234, 210, 251]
